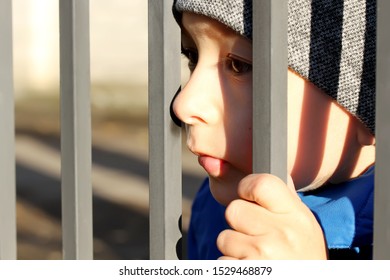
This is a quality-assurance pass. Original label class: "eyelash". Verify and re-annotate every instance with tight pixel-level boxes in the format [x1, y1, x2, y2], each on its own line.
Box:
[181, 47, 252, 75]
[225, 57, 252, 75]
[181, 47, 198, 72]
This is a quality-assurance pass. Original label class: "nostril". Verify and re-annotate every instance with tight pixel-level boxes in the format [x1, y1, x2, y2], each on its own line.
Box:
[189, 116, 206, 124]
[170, 86, 182, 127]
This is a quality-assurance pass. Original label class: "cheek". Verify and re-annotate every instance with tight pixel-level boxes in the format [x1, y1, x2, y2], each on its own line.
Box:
[287, 71, 306, 173]
[240, 123, 253, 173]
[225, 83, 253, 173]
[287, 98, 302, 172]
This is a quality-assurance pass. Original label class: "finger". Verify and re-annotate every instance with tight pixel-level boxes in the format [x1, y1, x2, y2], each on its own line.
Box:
[287, 175, 298, 195]
[225, 199, 273, 235]
[217, 229, 259, 259]
[237, 173, 299, 213]
[218, 256, 238, 260]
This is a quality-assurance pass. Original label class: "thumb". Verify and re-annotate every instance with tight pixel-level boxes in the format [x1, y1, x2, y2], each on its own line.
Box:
[287, 175, 300, 197]
[237, 173, 299, 213]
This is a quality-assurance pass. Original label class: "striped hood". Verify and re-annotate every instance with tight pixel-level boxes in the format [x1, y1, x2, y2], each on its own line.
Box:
[173, 0, 376, 134]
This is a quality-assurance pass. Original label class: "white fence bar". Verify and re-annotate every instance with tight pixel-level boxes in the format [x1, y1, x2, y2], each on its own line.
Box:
[252, 1, 288, 180]
[148, 0, 182, 260]
[374, 0, 390, 260]
[59, 0, 93, 259]
[0, 0, 17, 260]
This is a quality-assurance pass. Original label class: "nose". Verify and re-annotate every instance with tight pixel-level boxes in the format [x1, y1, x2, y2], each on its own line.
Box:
[170, 87, 183, 127]
[172, 67, 220, 126]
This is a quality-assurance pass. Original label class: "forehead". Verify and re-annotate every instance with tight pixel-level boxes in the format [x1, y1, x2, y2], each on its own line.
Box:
[181, 12, 239, 42]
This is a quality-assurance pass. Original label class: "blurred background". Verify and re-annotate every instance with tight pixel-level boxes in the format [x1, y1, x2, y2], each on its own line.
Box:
[12, 0, 205, 259]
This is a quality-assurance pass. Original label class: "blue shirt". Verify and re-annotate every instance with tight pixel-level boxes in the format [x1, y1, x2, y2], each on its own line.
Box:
[187, 166, 374, 259]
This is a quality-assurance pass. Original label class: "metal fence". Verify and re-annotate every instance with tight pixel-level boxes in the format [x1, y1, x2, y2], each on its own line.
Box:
[0, 0, 389, 260]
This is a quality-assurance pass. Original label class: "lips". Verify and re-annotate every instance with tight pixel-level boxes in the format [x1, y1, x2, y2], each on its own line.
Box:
[198, 155, 226, 177]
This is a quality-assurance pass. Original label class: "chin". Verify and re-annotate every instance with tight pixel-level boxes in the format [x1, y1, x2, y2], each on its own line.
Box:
[208, 176, 241, 206]
[294, 176, 327, 192]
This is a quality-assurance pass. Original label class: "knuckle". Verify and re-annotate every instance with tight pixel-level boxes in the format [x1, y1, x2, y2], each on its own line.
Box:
[239, 173, 278, 196]
[225, 199, 242, 222]
[254, 244, 269, 258]
[216, 229, 231, 250]
[280, 226, 298, 246]
[245, 237, 270, 259]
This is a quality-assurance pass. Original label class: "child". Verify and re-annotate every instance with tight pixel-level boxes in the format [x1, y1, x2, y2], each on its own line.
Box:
[172, 0, 376, 259]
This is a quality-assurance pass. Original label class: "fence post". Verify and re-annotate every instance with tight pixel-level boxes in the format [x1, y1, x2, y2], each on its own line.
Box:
[0, 0, 17, 260]
[59, 0, 93, 260]
[252, 1, 288, 180]
[148, 0, 182, 260]
[374, 0, 390, 260]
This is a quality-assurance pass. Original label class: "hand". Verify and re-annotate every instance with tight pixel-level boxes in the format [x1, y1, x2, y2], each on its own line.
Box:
[217, 174, 328, 259]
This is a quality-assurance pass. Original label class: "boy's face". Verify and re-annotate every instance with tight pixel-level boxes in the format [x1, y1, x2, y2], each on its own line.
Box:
[173, 12, 375, 205]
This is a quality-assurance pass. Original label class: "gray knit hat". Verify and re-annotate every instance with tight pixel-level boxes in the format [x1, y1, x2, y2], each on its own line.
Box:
[173, 0, 376, 134]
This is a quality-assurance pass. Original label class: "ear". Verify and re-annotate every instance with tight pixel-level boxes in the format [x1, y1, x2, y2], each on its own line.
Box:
[357, 121, 375, 146]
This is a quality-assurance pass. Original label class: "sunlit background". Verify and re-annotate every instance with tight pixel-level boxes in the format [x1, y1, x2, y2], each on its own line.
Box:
[12, 0, 204, 259]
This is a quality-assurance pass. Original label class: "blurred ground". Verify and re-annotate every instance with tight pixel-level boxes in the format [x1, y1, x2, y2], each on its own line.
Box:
[14, 94, 206, 260]
[10, 0, 200, 260]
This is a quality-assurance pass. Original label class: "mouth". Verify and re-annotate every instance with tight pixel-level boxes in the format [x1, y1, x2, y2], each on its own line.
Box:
[197, 154, 227, 178]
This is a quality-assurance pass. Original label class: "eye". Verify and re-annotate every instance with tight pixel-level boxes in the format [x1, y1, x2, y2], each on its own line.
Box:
[181, 47, 198, 72]
[226, 54, 252, 75]
[227, 58, 252, 74]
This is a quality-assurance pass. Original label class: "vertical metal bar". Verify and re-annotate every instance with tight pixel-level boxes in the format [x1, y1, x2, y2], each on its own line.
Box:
[0, 0, 17, 260]
[148, 0, 182, 259]
[252, 1, 288, 181]
[59, 0, 93, 259]
[374, 0, 390, 260]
